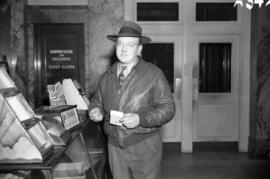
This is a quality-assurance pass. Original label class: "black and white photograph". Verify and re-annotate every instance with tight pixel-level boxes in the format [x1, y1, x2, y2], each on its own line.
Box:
[0, 0, 270, 178]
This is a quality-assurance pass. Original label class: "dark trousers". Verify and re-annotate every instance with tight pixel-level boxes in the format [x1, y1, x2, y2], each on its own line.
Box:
[108, 133, 163, 179]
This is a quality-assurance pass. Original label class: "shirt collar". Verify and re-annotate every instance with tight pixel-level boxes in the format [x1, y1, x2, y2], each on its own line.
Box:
[110, 56, 142, 75]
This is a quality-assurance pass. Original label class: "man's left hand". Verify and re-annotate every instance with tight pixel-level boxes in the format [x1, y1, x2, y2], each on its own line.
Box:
[121, 113, 140, 129]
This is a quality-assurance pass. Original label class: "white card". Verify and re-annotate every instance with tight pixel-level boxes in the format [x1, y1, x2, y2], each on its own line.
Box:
[110, 110, 124, 126]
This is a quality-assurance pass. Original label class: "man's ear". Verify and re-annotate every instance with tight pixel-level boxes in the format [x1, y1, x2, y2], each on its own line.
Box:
[137, 45, 143, 56]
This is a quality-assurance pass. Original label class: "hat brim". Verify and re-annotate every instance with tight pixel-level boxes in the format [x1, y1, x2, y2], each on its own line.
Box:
[107, 34, 151, 45]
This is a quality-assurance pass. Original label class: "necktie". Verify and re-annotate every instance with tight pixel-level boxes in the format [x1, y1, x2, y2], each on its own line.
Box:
[119, 66, 127, 87]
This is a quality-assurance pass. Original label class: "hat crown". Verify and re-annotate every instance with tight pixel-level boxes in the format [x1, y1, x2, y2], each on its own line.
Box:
[107, 20, 151, 44]
[119, 21, 142, 36]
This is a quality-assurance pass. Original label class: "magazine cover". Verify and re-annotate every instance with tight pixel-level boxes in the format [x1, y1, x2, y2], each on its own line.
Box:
[47, 81, 66, 107]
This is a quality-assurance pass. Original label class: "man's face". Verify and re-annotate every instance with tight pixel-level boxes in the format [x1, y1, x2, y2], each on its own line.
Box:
[116, 37, 142, 64]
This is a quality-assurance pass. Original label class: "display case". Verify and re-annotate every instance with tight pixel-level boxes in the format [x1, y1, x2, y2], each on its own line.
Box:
[0, 68, 106, 179]
[0, 88, 54, 164]
[41, 105, 81, 131]
[0, 118, 107, 179]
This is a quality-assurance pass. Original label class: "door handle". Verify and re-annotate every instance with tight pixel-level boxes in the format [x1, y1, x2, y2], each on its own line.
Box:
[175, 78, 181, 99]
[193, 78, 198, 100]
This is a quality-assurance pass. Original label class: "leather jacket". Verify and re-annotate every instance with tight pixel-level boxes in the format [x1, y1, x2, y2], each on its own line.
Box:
[90, 58, 175, 148]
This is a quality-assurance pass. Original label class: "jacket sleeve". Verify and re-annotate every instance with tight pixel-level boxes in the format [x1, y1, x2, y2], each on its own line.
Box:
[137, 71, 175, 128]
[88, 78, 104, 115]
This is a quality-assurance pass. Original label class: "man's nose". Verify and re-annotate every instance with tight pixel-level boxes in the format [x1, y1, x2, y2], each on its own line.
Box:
[121, 44, 127, 52]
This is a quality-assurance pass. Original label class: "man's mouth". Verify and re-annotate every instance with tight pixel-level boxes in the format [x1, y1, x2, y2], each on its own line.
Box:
[120, 54, 127, 57]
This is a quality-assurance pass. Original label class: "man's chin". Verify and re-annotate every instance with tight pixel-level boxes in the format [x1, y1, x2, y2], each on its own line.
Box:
[118, 59, 130, 64]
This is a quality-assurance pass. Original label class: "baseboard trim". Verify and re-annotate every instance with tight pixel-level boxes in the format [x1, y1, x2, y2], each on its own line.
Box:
[193, 142, 238, 152]
[163, 142, 239, 152]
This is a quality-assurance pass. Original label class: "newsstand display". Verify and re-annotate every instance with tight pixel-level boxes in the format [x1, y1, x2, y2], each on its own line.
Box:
[0, 67, 106, 179]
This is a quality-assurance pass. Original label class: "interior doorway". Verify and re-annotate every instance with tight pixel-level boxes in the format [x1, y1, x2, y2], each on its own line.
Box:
[34, 24, 85, 107]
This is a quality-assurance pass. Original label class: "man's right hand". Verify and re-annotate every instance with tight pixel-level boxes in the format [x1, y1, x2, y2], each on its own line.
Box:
[89, 107, 103, 122]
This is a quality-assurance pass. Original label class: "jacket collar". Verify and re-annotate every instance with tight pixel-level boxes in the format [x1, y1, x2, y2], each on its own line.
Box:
[109, 56, 144, 75]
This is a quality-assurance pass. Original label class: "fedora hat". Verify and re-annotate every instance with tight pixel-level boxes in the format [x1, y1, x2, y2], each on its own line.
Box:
[107, 21, 151, 44]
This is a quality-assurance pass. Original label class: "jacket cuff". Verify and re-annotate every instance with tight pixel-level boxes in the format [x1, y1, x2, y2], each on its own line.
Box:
[138, 108, 150, 127]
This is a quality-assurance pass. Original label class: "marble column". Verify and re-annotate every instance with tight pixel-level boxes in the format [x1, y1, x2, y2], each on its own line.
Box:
[10, 0, 27, 97]
[250, 6, 270, 158]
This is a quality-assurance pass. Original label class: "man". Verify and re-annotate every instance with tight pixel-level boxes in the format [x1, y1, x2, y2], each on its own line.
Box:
[89, 20, 175, 179]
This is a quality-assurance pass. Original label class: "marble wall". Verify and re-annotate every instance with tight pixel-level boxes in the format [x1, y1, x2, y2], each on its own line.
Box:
[10, 0, 124, 106]
[250, 6, 270, 158]
[0, 2, 11, 63]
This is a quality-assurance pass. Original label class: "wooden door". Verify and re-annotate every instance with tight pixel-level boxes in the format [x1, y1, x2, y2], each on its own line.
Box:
[34, 24, 84, 107]
[192, 35, 239, 142]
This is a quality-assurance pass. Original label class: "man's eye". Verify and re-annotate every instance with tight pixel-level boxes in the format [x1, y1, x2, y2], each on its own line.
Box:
[127, 43, 134, 47]
[117, 42, 138, 47]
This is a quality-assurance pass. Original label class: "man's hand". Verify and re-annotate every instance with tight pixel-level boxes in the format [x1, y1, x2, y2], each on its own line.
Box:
[120, 113, 140, 129]
[89, 107, 103, 122]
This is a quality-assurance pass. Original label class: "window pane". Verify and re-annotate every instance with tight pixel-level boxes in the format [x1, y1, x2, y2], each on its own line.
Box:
[196, 3, 237, 21]
[142, 43, 174, 91]
[199, 43, 231, 93]
[137, 2, 179, 21]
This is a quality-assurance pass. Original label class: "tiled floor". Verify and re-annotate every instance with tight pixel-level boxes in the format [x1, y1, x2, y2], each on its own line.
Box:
[162, 144, 270, 179]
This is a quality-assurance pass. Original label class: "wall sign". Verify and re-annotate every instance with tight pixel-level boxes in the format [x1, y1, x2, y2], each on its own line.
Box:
[46, 34, 78, 84]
